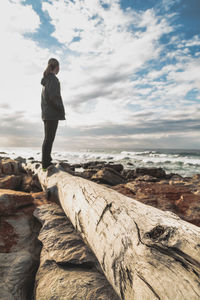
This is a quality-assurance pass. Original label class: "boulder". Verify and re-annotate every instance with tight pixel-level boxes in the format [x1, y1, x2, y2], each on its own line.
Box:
[192, 174, 200, 181]
[92, 167, 126, 185]
[0, 189, 34, 216]
[21, 174, 42, 193]
[104, 163, 124, 173]
[0, 175, 22, 190]
[0, 189, 42, 300]
[175, 193, 200, 227]
[81, 161, 107, 169]
[79, 169, 98, 179]
[0, 158, 21, 175]
[33, 203, 119, 300]
[122, 169, 136, 180]
[15, 156, 26, 164]
[133, 167, 167, 179]
[57, 162, 75, 174]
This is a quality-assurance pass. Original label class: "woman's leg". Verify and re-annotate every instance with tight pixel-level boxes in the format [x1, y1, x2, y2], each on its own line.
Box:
[42, 120, 58, 168]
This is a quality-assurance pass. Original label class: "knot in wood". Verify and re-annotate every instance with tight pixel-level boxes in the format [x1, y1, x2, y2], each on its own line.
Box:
[144, 225, 165, 240]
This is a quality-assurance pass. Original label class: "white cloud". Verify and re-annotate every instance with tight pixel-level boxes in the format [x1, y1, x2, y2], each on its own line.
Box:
[41, 0, 175, 130]
[0, 0, 55, 125]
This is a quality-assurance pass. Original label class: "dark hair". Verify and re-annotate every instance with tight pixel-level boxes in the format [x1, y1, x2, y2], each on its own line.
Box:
[43, 58, 59, 77]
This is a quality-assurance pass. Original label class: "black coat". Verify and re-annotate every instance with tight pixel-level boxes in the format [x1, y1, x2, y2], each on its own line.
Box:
[41, 73, 66, 120]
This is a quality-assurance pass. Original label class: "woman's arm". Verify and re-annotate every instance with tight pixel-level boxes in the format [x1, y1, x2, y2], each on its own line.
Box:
[47, 77, 65, 112]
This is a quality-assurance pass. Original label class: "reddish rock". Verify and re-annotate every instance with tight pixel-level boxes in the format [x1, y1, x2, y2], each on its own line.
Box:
[0, 189, 34, 216]
[175, 193, 200, 214]
[112, 180, 200, 227]
[0, 174, 22, 190]
[0, 218, 19, 252]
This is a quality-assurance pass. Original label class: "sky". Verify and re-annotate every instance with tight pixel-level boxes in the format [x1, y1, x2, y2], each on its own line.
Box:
[0, 0, 200, 150]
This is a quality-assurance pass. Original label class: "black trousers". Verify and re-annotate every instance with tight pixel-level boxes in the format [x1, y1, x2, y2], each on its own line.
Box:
[42, 120, 58, 168]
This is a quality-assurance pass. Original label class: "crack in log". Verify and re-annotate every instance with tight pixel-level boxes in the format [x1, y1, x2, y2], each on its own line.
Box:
[134, 221, 144, 246]
[96, 202, 112, 227]
[81, 185, 102, 205]
[111, 237, 134, 300]
[102, 252, 106, 271]
[137, 273, 161, 300]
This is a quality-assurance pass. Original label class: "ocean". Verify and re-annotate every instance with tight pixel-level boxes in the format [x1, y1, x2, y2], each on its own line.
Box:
[0, 147, 200, 177]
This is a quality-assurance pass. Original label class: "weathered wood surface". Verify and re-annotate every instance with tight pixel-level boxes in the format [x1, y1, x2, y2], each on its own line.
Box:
[24, 162, 200, 300]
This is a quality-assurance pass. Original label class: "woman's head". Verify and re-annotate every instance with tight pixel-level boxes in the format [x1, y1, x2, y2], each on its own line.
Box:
[43, 58, 59, 77]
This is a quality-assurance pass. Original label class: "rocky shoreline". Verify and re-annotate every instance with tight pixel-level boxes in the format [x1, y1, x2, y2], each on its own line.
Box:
[0, 156, 200, 299]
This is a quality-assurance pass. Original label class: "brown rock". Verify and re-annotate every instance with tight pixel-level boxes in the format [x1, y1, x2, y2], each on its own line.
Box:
[175, 193, 200, 215]
[58, 162, 75, 173]
[112, 180, 200, 227]
[192, 174, 200, 181]
[21, 174, 42, 193]
[104, 163, 124, 173]
[0, 189, 34, 216]
[31, 192, 50, 206]
[134, 167, 167, 179]
[0, 175, 22, 190]
[0, 158, 21, 175]
[81, 168, 98, 179]
[121, 169, 136, 180]
[135, 175, 158, 182]
[92, 167, 126, 186]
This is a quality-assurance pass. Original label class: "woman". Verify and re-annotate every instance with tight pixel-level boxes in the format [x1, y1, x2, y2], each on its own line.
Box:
[41, 58, 66, 170]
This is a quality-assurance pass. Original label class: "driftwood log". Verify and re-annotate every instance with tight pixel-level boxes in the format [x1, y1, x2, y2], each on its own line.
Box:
[24, 162, 200, 300]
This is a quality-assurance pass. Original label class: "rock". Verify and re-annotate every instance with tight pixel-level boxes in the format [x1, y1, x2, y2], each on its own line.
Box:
[33, 203, 119, 300]
[175, 193, 200, 227]
[135, 175, 158, 182]
[20, 174, 42, 193]
[15, 156, 26, 164]
[92, 167, 126, 186]
[31, 192, 50, 206]
[134, 167, 167, 179]
[122, 169, 136, 180]
[0, 189, 34, 216]
[104, 163, 124, 173]
[0, 158, 21, 175]
[192, 174, 200, 181]
[0, 175, 22, 190]
[80, 168, 98, 179]
[112, 180, 200, 227]
[57, 162, 75, 174]
[81, 161, 107, 169]
[70, 163, 82, 168]
[0, 189, 42, 300]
